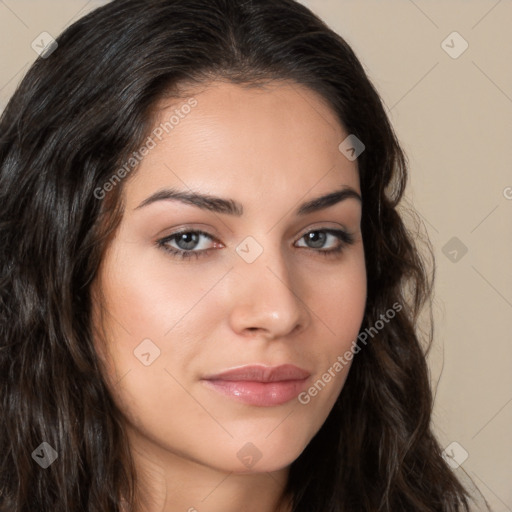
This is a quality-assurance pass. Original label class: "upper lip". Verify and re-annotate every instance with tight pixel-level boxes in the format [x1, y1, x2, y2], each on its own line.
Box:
[203, 364, 310, 382]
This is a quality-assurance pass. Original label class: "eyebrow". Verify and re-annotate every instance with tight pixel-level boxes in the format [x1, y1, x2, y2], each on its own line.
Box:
[134, 186, 361, 216]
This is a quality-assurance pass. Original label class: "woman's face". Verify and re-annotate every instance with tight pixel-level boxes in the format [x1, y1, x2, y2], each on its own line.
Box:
[93, 80, 366, 475]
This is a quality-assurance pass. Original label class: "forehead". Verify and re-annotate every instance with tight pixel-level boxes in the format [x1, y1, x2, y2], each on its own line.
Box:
[124, 79, 360, 210]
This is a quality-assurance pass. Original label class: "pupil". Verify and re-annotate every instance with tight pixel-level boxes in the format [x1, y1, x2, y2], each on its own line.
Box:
[178, 232, 198, 250]
[308, 231, 325, 248]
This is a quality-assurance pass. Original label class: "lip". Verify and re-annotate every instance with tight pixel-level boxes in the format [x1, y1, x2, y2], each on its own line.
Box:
[201, 364, 311, 407]
[203, 364, 310, 382]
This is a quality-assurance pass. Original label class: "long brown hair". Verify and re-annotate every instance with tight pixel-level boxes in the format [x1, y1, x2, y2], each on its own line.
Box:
[0, 0, 485, 510]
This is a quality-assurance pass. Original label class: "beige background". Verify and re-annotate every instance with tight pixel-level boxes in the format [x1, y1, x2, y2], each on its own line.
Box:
[1, 1, 510, 510]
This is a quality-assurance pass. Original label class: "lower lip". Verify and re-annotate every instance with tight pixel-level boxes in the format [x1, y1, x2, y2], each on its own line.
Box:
[202, 378, 309, 406]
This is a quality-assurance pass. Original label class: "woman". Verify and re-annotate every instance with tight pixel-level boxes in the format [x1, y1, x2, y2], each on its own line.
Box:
[0, 0, 491, 510]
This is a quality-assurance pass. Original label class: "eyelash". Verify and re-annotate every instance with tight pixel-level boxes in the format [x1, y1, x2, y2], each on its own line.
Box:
[156, 228, 355, 260]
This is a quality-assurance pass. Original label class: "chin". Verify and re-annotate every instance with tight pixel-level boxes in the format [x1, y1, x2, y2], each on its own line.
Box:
[215, 434, 309, 475]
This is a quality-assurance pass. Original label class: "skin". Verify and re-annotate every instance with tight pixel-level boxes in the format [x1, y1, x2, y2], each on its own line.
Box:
[92, 79, 367, 512]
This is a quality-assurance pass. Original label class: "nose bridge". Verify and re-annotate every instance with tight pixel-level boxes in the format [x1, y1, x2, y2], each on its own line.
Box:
[228, 234, 309, 338]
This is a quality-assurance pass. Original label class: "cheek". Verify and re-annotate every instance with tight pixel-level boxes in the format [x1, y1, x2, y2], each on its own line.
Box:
[98, 241, 224, 341]
[91, 256, 210, 438]
[300, 248, 366, 399]
[312, 248, 367, 347]
[92, 242, 241, 424]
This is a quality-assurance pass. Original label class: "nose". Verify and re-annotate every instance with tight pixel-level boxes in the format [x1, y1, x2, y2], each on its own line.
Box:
[228, 244, 311, 340]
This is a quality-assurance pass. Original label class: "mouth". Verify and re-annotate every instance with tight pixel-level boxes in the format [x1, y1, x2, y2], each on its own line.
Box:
[201, 364, 311, 407]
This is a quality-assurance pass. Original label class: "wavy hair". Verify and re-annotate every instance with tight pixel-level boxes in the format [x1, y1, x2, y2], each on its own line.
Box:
[0, 0, 483, 510]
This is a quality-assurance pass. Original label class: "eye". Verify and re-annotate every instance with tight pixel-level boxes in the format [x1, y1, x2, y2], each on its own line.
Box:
[157, 229, 218, 260]
[156, 228, 355, 260]
[295, 228, 355, 257]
